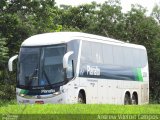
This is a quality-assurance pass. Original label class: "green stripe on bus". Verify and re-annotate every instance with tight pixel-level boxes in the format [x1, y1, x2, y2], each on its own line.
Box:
[20, 89, 29, 94]
[137, 68, 143, 81]
[134, 69, 138, 81]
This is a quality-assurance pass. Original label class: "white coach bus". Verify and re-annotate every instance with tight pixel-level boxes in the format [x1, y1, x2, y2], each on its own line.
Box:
[8, 32, 149, 105]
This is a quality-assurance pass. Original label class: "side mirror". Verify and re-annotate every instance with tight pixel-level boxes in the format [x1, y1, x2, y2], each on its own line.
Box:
[63, 51, 74, 79]
[63, 51, 74, 69]
[8, 55, 18, 71]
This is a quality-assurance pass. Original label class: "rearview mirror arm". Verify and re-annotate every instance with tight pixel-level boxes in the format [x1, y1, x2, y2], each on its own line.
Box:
[8, 55, 18, 71]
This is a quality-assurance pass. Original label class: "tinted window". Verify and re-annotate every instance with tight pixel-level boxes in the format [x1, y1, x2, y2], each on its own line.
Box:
[92, 42, 103, 64]
[42, 46, 65, 85]
[81, 41, 147, 68]
[102, 44, 113, 65]
[113, 45, 124, 66]
[123, 47, 133, 67]
[81, 41, 92, 63]
[132, 49, 147, 67]
[139, 49, 147, 67]
[19, 48, 40, 86]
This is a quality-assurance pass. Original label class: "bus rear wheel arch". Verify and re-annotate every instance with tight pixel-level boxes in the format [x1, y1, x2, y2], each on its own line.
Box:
[124, 91, 131, 105]
[78, 89, 86, 104]
[132, 92, 138, 105]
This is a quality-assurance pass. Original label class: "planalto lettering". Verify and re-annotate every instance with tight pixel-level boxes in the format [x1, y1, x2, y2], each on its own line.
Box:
[87, 65, 100, 76]
[41, 89, 55, 94]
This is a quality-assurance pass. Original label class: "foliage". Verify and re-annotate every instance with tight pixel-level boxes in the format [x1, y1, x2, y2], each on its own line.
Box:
[0, 84, 16, 100]
[151, 4, 160, 24]
[0, 35, 15, 100]
[0, 34, 8, 65]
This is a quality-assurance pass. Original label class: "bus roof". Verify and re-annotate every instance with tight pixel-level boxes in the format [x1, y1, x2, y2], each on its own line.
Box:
[21, 32, 145, 49]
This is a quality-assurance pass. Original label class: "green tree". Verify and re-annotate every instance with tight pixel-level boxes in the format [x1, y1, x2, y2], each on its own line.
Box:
[0, 34, 15, 100]
[0, 34, 8, 82]
[57, 2, 98, 32]
[93, 0, 123, 38]
[0, 35, 8, 65]
[151, 4, 160, 24]
[0, 0, 61, 56]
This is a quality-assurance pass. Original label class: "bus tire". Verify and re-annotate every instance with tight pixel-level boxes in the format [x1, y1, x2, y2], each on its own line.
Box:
[132, 93, 138, 105]
[78, 91, 86, 104]
[124, 93, 131, 105]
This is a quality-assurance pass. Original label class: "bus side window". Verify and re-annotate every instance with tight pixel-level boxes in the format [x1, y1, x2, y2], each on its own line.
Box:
[132, 49, 140, 67]
[139, 50, 147, 67]
[123, 47, 133, 67]
[102, 44, 113, 65]
[113, 45, 124, 66]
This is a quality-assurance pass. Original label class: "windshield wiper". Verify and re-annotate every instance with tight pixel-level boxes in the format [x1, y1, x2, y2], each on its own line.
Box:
[43, 69, 53, 89]
[26, 67, 38, 87]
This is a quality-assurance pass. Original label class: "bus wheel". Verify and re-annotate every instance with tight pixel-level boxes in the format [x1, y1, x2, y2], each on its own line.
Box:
[124, 93, 131, 105]
[78, 92, 86, 104]
[132, 93, 138, 105]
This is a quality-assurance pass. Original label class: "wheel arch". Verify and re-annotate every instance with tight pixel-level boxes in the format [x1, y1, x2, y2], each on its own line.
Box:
[78, 89, 86, 104]
[124, 91, 131, 105]
[125, 91, 131, 98]
[132, 91, 138, 104]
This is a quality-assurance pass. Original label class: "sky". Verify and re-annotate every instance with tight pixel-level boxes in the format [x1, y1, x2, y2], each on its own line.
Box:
[55, 0, 160, 14]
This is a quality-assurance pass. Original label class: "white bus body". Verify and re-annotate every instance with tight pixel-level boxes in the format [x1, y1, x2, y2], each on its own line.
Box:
[8, 32, 149, 105]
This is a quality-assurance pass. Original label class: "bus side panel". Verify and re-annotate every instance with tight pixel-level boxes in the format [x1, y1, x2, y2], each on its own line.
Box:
[140, 83, 149, 104]
[98, 79, 107, 104]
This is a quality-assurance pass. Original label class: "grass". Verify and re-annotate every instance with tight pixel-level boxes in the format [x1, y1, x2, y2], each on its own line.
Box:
[1, 103, 160, 114]
[1, 102, 160, 120]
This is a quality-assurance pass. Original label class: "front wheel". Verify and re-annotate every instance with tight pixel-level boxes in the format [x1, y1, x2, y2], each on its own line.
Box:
[78, 92, 85, 104]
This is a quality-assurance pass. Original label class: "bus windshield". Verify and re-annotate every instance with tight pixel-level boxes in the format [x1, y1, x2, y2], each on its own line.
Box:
[18, 45, 66, 88]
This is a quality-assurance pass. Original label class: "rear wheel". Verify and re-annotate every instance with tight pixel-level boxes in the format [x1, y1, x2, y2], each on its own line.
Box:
[132, 94, 138, 105]
[124, 94, 131, 105]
